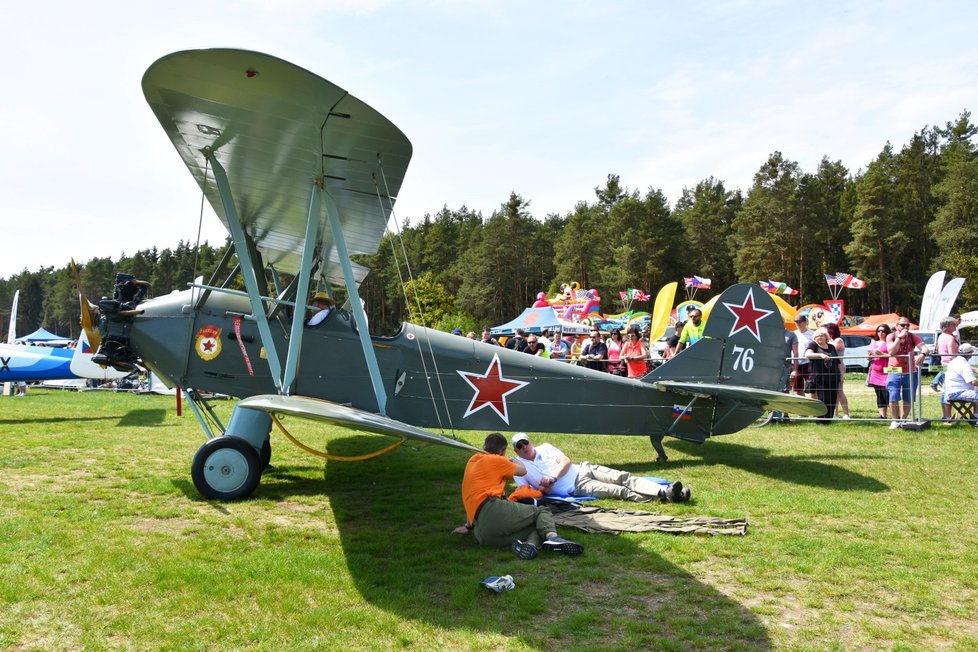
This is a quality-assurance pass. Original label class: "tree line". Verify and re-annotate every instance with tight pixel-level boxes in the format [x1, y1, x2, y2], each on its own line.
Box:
[3, 112, 976, 338]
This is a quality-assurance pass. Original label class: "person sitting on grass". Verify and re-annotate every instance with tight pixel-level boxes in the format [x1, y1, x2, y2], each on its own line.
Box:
[510, 433, 690, 502]
[453, 432, 585, 560]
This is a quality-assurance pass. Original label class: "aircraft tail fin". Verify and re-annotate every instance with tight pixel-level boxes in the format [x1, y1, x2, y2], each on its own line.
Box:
[69, 331, 130, 381]
[648, 283, 786, 392]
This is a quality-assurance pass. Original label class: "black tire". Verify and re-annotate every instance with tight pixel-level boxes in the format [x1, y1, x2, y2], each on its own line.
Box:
[260, 438, 271, 470]
[191, 437, 262, 501]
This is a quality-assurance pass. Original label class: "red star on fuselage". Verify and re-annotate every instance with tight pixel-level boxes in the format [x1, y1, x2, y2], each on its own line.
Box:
[723, 290, 774, 342]
[457, 353, 529, 424]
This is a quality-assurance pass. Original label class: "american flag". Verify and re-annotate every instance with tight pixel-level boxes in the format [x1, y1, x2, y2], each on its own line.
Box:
[826, 272, 866, 289]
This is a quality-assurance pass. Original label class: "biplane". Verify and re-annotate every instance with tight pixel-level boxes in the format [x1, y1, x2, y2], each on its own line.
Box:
[85, 49, 824, 500]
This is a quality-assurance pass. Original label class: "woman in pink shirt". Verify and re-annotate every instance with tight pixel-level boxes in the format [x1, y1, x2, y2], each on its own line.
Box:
[606, 330, 624, 373]
[867, 324, 891, 419]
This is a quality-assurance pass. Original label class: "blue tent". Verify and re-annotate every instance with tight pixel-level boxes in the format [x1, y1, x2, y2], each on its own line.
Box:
[15, 327, 73, 346]
[491, 307, 590, 336]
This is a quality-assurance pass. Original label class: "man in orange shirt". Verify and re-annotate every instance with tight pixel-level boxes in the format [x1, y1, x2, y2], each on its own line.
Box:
[454, 432, 584, 560]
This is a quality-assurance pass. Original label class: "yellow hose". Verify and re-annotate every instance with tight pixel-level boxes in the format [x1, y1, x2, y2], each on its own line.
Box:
[270, 413, 405, 461]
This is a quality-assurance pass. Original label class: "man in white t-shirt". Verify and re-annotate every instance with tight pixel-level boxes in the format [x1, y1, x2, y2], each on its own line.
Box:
[792, 314, 814, 397]
[942, 343, 978, 422]
[510, 433, 690, 502]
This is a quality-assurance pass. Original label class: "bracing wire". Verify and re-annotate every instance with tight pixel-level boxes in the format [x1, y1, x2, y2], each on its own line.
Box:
[373, 156, 457, 436]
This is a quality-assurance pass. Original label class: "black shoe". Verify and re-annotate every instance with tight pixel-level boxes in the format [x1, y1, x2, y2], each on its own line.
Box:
[512, 540, 538, 560]
[542, 536, 584, 555]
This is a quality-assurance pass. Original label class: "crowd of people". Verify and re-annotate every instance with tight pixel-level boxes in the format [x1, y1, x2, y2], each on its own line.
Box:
[467, 324, 687, 378]
[457, 311, 975, 424]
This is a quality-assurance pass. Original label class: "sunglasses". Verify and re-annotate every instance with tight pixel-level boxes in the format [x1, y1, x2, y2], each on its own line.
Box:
[514, 440, 529, 451]
[898, 323, 910, 327]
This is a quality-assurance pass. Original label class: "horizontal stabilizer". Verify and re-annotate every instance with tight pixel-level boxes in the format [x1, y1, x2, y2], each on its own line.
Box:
[239, 395, 482, 453]
[654, 381, 826, 417]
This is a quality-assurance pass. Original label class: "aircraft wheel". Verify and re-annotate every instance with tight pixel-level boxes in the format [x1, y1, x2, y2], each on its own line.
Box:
[260, 438, 272, 470]
[191, 436, 262, 501]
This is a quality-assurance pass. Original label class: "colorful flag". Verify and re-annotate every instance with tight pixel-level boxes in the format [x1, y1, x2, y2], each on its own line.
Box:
[619, 291, 629, 301]
[671, 404, 693, 421]
[632, 289, 650, 301]
[826, 272, 866, 289]
[759, 280, 798, 295]
[684, 276, 711, 289]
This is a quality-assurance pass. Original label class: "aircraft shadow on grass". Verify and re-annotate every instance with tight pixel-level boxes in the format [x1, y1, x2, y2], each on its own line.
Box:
[633, 439, 890, 492]
[213, 435, 776, 649]
[117, 409, 168, 427]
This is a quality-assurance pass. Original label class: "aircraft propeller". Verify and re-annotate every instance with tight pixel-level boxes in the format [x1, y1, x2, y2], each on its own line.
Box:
[71, 258, 101, 351]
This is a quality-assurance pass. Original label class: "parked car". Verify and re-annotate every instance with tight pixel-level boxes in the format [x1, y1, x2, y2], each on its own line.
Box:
[910, 330, 938, 374]
[839, 334, 872, 371]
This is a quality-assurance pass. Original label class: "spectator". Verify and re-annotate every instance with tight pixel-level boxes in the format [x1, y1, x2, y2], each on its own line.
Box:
[506, 329, 528, 353]
[550, 331, 570, 361]
[580, 328, 608, 371]
[620, 328, 649, 378]
[867, 324, 892, 419]
[480, 326, 501, 346]
[793, 314, 814, 397]
[525, 335, 549, 358]
[886, 317, 929, 429]
[606, 330, 624, 374]
[941, 343, 978, 424]
[805, 327, 840, 423]
[666, 321, 684, 358]
[824, 322, 851, 419]
[932, 316, 960, 395]
[676, 309, 705, 352]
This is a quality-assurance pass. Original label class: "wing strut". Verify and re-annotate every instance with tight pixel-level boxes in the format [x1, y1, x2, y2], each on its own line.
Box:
[206, 150, 285, 392]
[281, 183, 321, 395]
[323, 192, 388, 416]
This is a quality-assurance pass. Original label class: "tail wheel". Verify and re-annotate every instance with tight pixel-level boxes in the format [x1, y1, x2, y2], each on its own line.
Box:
[191, 436, 262, 500]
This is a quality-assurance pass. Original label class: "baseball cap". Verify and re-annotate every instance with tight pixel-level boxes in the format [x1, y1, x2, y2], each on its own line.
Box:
[511, 433, 530, 448]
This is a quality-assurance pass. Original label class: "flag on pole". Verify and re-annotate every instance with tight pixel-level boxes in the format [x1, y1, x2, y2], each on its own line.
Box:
[684, 276, 711, 289]
[826, 272, 866, 289]
[759, 280, 798, 295]
[632, 289, 650, 301]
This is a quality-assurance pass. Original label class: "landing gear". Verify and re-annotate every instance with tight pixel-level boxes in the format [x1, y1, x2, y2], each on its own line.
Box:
[191, 436, 262, 500]
[649, 435, 668, 462]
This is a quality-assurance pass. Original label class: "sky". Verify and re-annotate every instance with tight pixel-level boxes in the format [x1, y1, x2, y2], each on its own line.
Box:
[2, 0, 976, 278]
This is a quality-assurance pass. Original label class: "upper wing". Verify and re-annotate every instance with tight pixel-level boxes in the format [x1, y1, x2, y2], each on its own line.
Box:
[654, 381, 827, 417]
[142, 49, 413, 286]
[239, 394, 482, 453]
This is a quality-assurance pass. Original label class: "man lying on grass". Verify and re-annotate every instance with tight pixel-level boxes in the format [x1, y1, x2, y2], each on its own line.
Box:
[510, 432, 691, 503]
[454, 432, 584, 560]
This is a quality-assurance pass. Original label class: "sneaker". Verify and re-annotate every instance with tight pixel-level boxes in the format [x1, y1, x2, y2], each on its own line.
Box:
[512, 540, 538, 560]
[841, 414, 851, 420]
[542, 536, 584, 555]
[674, 486, 691, 503]
[930, 383, 941, 393]
[889, 420, 901, 430]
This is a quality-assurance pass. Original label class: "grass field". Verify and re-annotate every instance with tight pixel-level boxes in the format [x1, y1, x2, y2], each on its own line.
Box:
[1, 385, 977, 651]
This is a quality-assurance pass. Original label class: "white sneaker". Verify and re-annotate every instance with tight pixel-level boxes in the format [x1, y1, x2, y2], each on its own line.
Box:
[889, 420, 900, 430]
[842, 414, 851, 420]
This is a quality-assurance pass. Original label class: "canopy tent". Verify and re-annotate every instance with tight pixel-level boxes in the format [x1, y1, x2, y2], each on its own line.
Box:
[15, 327, 73, 346]
[842, 313, 917, 336]
[491, 307, 591, 337]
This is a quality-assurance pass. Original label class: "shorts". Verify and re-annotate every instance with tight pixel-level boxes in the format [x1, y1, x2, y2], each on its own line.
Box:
[792, 365, 812, 392]
[886, 372, 919, 403]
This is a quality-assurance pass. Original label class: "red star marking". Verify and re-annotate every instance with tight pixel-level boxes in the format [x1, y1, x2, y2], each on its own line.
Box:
[723, 290, 774, 342]
[202, 339, 215, 352]
[457, 353, 529, 424]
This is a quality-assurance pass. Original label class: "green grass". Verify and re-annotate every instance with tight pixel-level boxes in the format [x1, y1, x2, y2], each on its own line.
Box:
[1, 386, 977, 650]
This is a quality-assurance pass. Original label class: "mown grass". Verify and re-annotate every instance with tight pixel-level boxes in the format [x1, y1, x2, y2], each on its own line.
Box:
[1, 385, 976, 650]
